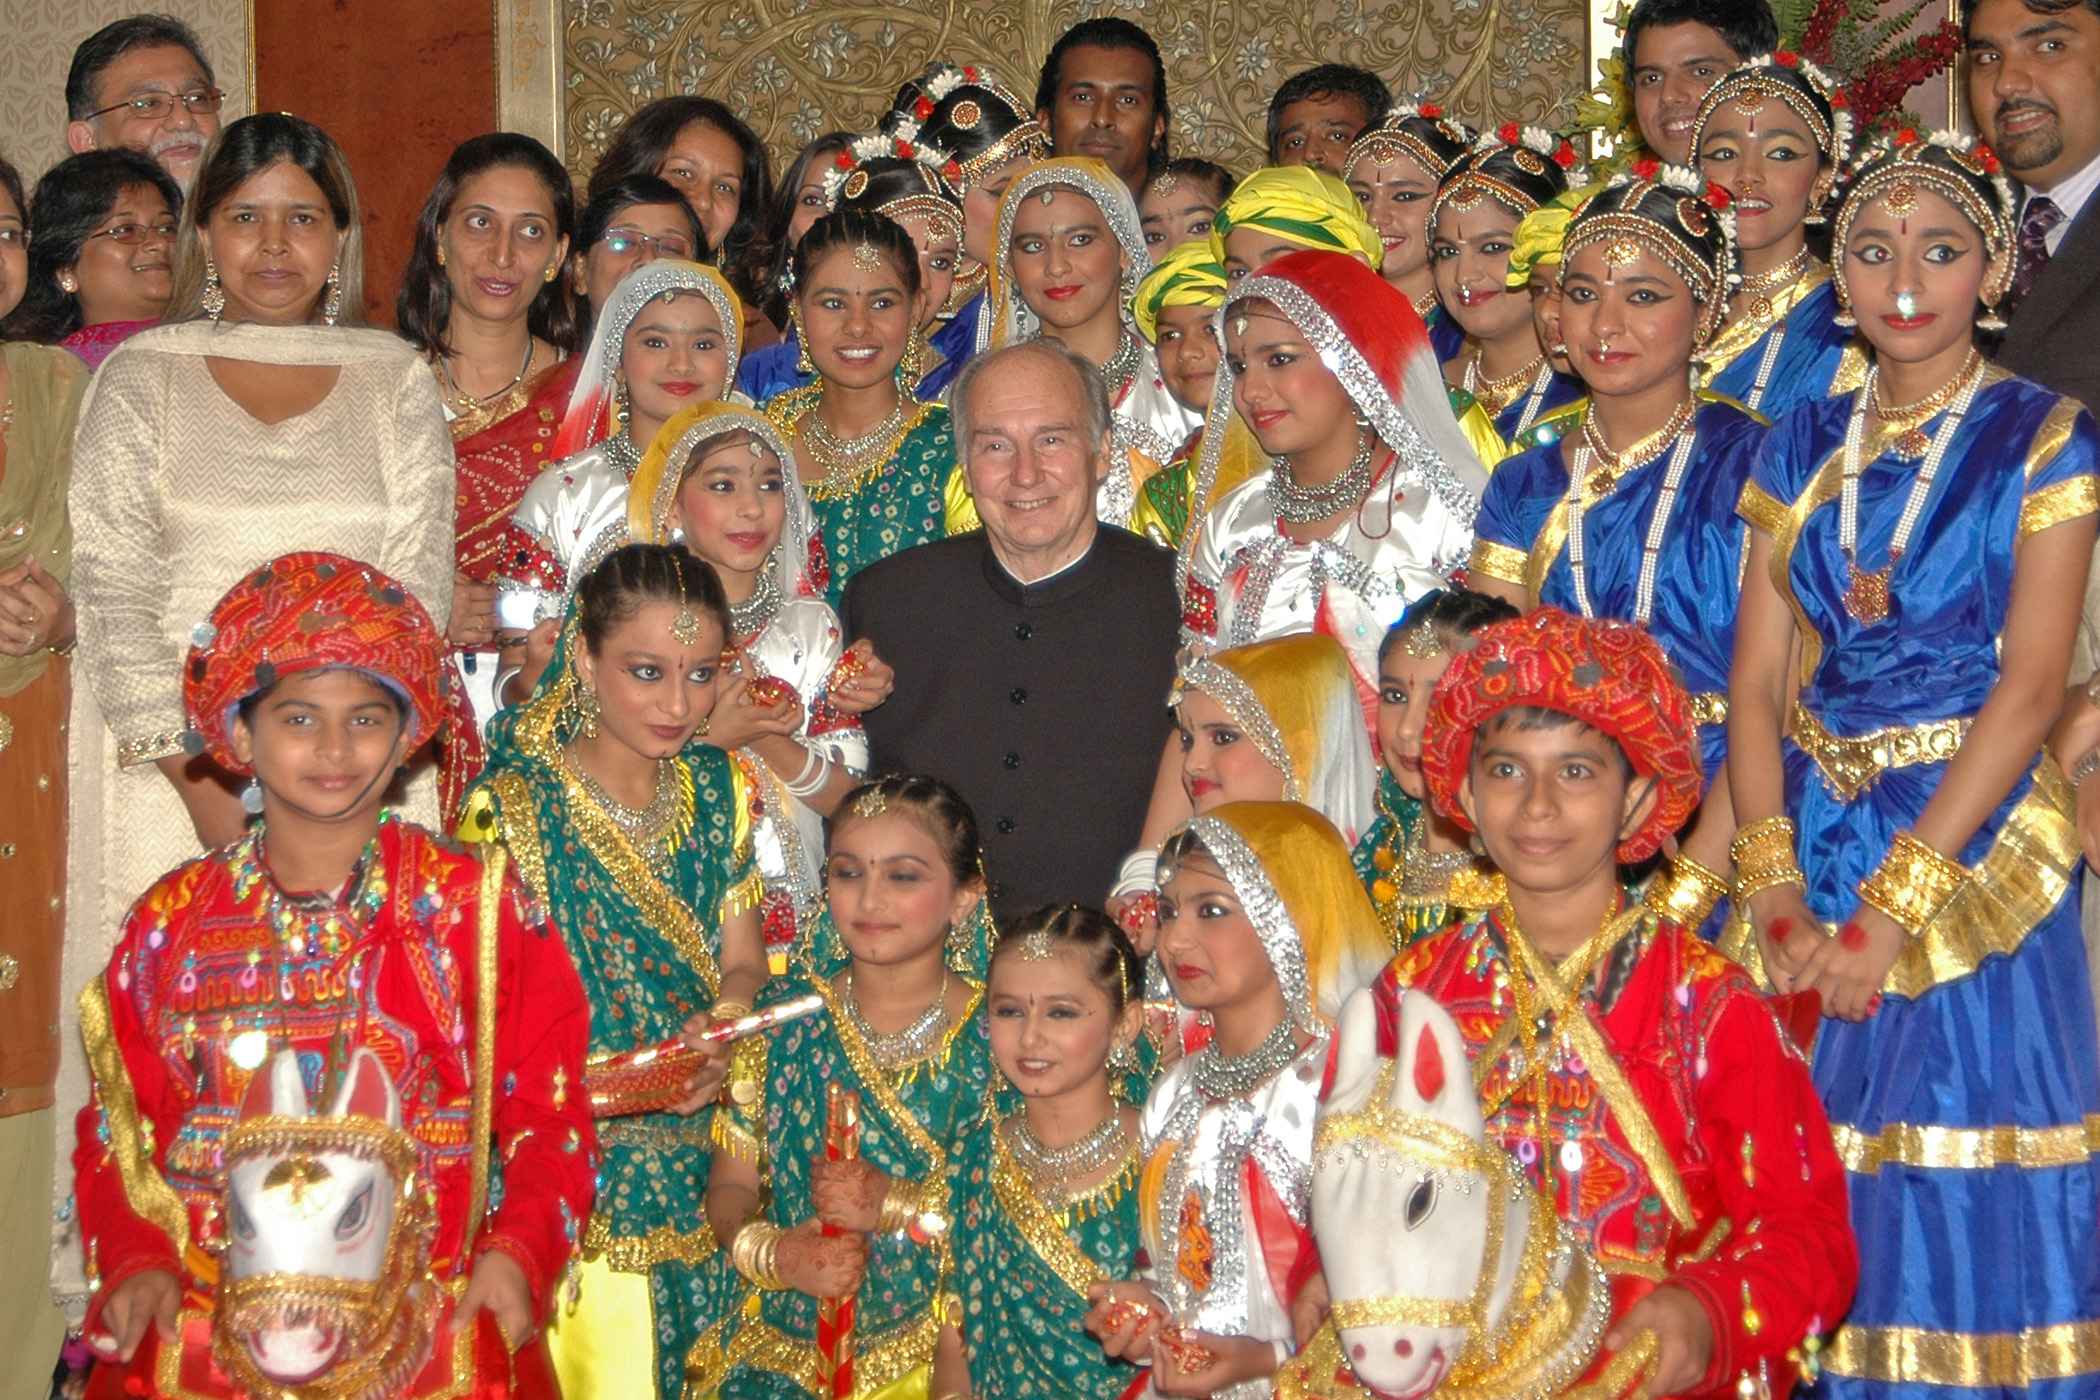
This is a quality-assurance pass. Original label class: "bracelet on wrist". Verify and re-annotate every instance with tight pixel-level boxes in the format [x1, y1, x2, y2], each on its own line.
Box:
[2073, 748, 2100, 790]
[710, 1000, 754, 1025]
[1644, 853, 1731, 927]
[1857, 830, 1968, 939]
[730, 1219, 787, 1290]
[878, 1176, 949, 1243]
[1731, 816, 1806, 903]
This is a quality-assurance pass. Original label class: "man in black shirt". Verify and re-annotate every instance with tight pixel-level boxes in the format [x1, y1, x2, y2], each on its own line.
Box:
[843, 341, 1181, 916]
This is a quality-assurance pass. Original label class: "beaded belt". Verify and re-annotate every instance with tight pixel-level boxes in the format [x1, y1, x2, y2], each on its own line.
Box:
[1791, 702, 1969, 800]
[1688, 693, 1727, 728]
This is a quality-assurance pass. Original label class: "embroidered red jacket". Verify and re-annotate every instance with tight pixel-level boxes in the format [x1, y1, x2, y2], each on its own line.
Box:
[1382, 905, 1857, 1397]
[74, 817, 596, 1335]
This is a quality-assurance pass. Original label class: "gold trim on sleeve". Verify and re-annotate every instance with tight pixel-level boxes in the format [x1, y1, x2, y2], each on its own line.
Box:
[117, 731, 187, 767]
[1467, 538, 1530, 587]
[2024, 398, 2084, 485]
[2020, 476, 2099, 539]
[1825, 1317, 2100, 1387]
[1735, 480, 1790, 538]
[1831, 1113, 2100, 1172]
[79, 977, 192, 1263]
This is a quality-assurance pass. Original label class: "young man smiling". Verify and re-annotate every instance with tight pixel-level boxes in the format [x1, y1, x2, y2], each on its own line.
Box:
[1622, 0, 1777, 164]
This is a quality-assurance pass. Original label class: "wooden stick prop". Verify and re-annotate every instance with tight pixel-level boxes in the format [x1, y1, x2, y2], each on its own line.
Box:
[817, 1083, 861, 1398]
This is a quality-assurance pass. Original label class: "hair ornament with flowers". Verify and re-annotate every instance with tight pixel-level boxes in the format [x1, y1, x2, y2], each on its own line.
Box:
[1561, 160, 1740, 343]
[1347, 100, 1478, 183]
[1490, 123, 1585, 175]
[1431, 126, 1585, 230]
[822, 131, 963, 210]
[1689, 52, 1855, 224]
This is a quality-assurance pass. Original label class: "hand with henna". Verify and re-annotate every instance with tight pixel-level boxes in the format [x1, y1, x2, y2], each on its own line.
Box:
[776, 1219, 869, 1299]
[810, 1155, 891, 1232]
[1747, 886, 1825, 993]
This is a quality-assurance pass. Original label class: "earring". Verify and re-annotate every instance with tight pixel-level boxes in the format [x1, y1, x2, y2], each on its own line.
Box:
[240, 778, 265, 815]
[202, 259, 226, 320]
[543, 263, 559, 283]
[614, 381, 631, 426]
[1833, 302, 1857, 330]
[1977, 300, 2009, 333]
[436, 245, 447, 268]
[576, 683, 600, 739]
[322, 261, 343, 326]
[793, 310, 814, 377]
[59, 273, 76, 293]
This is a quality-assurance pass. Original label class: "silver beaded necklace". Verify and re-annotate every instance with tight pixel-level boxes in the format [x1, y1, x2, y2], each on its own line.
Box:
[844, 969, 952, 1068]
[1187, 1016, 1303, 1100]
[1268, 431, 1376, 524]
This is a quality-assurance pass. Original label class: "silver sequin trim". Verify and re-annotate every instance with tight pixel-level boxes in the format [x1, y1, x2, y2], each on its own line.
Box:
[1176, 658, 1301, 800]
[1183, 816, 1317, 1031]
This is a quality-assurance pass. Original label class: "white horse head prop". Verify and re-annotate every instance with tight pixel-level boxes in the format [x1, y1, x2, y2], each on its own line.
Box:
[216, 1047, 438, 1400]
[1303, 985, 1610, 1400]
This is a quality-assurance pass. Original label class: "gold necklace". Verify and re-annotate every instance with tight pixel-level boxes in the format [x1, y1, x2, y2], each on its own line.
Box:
[1578, 397, 1697, 484]
[799, 392, 916, 500]
[440, 337, 534, 413]
[1870, 348, 1982, 459]
[1464, 348, 1547, 417]
[1736, 248, 1810, 321]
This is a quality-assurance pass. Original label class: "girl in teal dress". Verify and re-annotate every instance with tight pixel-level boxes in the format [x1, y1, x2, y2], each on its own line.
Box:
[464, 542, 769, 1400]
[1730, 131, 2100, 1400]
[705, 775, 995, 1400]
[955, 906, 1150, 1400]
[765, 211, 955, 609]
[1352, 588, 1514, 946]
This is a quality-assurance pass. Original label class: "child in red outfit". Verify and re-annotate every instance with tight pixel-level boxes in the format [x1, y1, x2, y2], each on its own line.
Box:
[1299, 609, 1856, 1399]
[74, 553, 596, 1400]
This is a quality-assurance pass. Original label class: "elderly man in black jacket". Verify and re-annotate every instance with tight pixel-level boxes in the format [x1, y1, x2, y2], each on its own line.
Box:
[843, 340, 1182, 916]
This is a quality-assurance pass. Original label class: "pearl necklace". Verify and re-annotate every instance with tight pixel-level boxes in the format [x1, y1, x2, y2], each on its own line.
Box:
[1839, 351, 1984, 624]
[1268, 431, 1376, 524]
[844, 970, 951, 1068]
[1564, 399, 1699, 625]
[1187, 1017, 1303, 1100]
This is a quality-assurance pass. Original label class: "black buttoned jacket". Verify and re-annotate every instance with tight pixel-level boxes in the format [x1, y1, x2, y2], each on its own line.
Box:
[843, 527, 1181, 918]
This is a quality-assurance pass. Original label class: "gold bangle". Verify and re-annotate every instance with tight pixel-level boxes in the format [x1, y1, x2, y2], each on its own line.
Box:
[730, 1219, 787, 1290]
[1644, 853, 1731, 927]
[710, 1000, 754, 1024]
[878, 1175, 949, 1240]
[1857, 831, 1968, 939]
[1731, 816, 1806, 903]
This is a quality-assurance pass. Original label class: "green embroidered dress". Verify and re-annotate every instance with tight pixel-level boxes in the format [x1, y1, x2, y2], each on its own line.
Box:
[953, 1114, 1146, 1399]
[765, 388, 954, 610]
[464, 617, 762, 1400]
[709, 905, 995, 1400]
[1351, 770, 1496, 950]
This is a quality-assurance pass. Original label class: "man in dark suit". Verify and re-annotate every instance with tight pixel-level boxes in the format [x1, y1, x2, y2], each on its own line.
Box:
[1970, 0, 2100, 406]
[843, 340, 1181, 917]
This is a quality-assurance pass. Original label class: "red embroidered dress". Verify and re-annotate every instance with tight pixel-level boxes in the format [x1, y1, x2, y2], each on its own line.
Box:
[1383, 902, 1857, 1397]
[75, 816, 597, 1362]
[450, 360, 579, 581]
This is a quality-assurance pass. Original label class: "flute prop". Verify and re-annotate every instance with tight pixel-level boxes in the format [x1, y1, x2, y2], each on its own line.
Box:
[583, 994, 826, 1118]
[817, 1083, 861, 1398]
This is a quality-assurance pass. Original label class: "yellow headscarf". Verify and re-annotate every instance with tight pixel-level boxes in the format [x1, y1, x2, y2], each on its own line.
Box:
[1209, 165, 1384, 271]
[1173, 634, 1377, 844]
[1133, 240, 1229, 344]
[987, 156, 1152, 349]
[1504, 185, 1602, 291]
[1169, 800, 1393, 1028]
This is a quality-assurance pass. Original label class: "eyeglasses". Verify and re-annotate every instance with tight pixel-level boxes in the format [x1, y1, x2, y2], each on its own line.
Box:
[87, 89, 225, 123]
[88, 221, 179, 246]
[600, 228, 694, 260]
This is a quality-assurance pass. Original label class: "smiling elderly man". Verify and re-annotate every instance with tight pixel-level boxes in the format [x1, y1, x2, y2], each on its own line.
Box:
[843, 340, 1180, 915]
[64, 15, 223, 190]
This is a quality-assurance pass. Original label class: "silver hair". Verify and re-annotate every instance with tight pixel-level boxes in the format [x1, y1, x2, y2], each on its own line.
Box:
[950, 339, 1112, 463]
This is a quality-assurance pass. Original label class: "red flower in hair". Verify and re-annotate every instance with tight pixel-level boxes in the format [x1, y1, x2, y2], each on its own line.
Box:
[963, 65, 980, 82]
[1552, 140, 1577, 168]
[1633, 156, 1661, 180]
[834, 151, 855, 170]
[1706, 181, 1733, 209]
[1421, 103, 1443, 118]
[1897, 127, 1919, 145]
[1978, 144, 2003, 174]
[941, 159, 963, 181]
[915, 95, 936, 121]
[1498, 122, 1521, 145]
[1775, 49, 1800, 66]
[1831, 86, 1850, 108]
[895, 137, 914, 156]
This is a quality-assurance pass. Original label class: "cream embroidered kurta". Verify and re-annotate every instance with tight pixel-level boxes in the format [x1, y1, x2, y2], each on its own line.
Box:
[54, 321, 454, 1310]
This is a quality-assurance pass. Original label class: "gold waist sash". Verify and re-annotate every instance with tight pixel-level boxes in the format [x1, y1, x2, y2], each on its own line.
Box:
[1791, 703, 1969, 800]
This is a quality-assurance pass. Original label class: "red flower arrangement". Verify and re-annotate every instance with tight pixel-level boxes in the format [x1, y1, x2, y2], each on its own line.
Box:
[1791, 0, 1961, 136]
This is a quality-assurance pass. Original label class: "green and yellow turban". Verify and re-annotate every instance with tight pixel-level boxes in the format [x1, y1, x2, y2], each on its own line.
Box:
[1504, 185, 1601, 291]
[1210, 165, 1384, 271]
[1133, 240, 1229, 343]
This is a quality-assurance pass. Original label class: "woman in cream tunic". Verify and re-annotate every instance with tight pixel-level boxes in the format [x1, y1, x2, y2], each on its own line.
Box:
[56, 115, 455, 1310]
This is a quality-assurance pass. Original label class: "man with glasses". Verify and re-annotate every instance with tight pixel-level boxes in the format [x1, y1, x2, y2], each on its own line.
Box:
[64, 14, 223, 191]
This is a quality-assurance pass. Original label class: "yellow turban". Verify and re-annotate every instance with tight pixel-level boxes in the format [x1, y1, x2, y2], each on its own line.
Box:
[1210, 165, 1384, 271]
[1504, 184, 1602, 291]
[1133, 240, 1229, 343]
